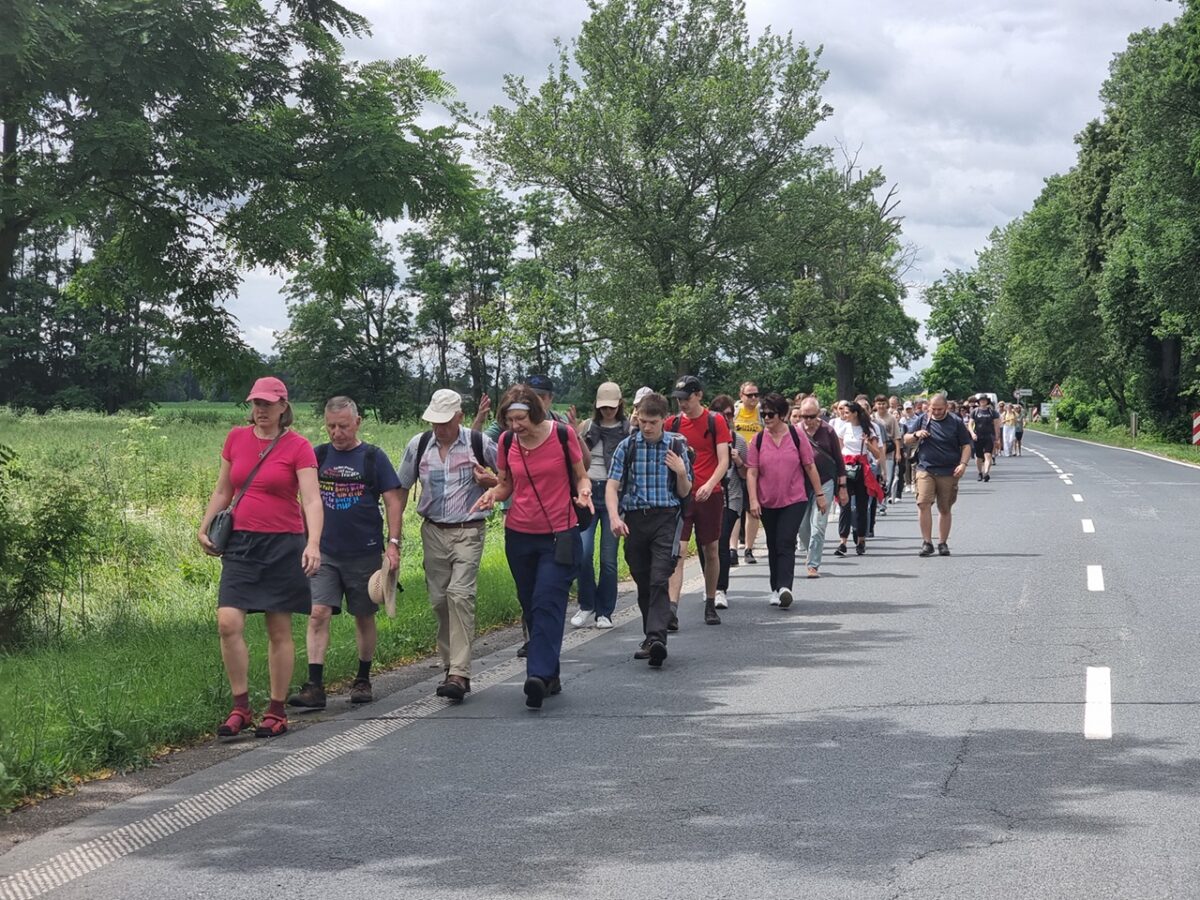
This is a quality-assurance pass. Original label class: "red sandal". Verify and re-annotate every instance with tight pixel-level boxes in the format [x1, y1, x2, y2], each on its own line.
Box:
[254, 711, 288, 738]
[217, 707, 254, 738]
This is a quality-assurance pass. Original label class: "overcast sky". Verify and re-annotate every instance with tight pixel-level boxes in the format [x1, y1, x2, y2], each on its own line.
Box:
[231, 0, 1179, 375]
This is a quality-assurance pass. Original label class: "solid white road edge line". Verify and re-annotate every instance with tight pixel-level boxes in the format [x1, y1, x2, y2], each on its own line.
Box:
[1084, 667, 1113, 740]
[1082, 519, 1095, 533]
[1030, 430, 1200, 471]
[1087, 565, 1105, 592]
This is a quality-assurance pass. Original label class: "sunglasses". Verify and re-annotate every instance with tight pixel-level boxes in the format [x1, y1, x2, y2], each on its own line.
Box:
[800, 413, 818, 419]
[743, 392, 759, 398]
[762, 410, 779, 419]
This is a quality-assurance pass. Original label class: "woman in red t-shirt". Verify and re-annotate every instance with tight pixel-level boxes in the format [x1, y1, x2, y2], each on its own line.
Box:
[474, 384, 593, 710]
[199, 377, 323, 738]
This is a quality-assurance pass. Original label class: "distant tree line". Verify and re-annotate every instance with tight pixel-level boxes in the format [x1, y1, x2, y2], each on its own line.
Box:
[4, 0, 921, 420]
[923, 2, 1200, 438]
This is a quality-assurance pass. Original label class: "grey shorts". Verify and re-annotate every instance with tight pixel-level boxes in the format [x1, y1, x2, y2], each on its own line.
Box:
[311, 552, 378, 617]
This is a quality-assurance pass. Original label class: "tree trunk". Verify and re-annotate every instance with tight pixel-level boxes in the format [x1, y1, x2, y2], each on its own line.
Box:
[835, 351, 856, 401]
[0, 120, 24, 309]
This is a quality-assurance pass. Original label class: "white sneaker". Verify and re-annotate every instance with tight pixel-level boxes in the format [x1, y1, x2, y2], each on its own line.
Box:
[570, 609, 593, 628]
[595, 615, 614, 629]
[714, 590, 728, 609]
[778, 587, 793, 609]
[768, 590, 781, 606]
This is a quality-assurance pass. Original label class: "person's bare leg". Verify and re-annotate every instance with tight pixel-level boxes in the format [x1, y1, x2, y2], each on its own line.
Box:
[218, 608, 249, 696]
[702, 541, 720, 597]
[917, 504, 934, 543]
[744, 515, 760, 554]
[355, 614, 378, 663]
[264, 612, 294, 703]
[938, 509, 952, 544]
[668, 545, 686, 602]
[306, 604, 333, 664]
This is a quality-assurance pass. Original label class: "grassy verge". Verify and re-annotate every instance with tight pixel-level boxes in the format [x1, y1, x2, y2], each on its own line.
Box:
[0, 406, 629, 811]
[1025, 422, 1200, 466]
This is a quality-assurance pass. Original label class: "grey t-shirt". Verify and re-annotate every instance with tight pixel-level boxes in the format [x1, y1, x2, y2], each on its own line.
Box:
[725, 433, 748, 514]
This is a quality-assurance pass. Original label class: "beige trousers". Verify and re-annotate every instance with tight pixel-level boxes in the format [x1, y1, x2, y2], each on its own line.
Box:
[421, 520, 486, 679]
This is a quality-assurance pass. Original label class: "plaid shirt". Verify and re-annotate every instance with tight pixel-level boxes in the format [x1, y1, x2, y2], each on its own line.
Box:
[396, 427, 497, 523]
[608, 430, 692, 512]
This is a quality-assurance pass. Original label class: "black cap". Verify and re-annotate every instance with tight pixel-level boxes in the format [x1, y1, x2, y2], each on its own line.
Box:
[527, 374, 554, 393]
[672, 375, 702, 399]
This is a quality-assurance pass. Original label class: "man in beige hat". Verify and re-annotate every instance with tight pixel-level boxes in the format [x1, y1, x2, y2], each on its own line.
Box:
[395, 389, 498, 701]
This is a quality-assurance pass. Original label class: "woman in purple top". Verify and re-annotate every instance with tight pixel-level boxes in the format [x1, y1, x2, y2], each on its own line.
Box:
[746, 393, 827, 609]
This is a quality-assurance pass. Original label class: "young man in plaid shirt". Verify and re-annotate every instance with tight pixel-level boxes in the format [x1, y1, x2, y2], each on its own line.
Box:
[606, 392, 693, 668]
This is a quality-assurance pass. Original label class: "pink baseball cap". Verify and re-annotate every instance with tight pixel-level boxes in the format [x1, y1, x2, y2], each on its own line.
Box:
[246, 376, 288, 402]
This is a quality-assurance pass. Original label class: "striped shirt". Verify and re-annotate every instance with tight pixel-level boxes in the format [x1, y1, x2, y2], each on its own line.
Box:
[396, 427, 498, 523]
[608, 431, 692, 512]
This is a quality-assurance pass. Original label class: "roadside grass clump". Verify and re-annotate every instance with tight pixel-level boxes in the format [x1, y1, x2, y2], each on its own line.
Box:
[0, 405, 625, 811]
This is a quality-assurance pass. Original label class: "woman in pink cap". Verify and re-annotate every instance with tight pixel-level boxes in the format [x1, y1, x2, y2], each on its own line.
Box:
[199, 377, 323, 738]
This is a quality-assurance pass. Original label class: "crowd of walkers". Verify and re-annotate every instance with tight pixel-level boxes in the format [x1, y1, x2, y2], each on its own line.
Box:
[198, 375, 1024, 731]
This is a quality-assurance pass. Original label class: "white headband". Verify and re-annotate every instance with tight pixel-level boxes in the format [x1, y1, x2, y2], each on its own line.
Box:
[507, 402, 532, 411]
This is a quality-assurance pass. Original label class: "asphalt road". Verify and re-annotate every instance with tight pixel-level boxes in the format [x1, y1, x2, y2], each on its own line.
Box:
[4, 432, 1200, 900]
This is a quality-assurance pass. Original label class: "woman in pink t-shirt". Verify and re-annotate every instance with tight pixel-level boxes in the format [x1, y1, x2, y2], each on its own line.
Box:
[746, 393, 827, 609]
[474, 384, 592, 710]
[198, 377, 323, 739]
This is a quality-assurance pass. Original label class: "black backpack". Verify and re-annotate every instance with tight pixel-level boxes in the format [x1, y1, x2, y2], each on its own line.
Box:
[415, 428, 490, 471]
[315, 442, 379, 497]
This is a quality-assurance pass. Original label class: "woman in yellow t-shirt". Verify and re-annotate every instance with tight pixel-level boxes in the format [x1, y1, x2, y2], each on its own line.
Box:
[730, 382, 764, 563]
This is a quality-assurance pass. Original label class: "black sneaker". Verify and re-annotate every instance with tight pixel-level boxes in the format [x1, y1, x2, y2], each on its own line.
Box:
[667, 611, 679, 632]
[516, 641, 529, 658]
[704, 600, 721, 625]
[919, 542, 935, 557]
[287, 681, 326, 709]
[937, 543, 951, 556]
[744, 549, 758, 564]
[855, 543, 866, 556]
[648, 641, 667, 668]
[977, 473, 984, 482]
[634, 639, 652, 660]
[983, 474, 990, 482]
[523, 676, 546, 709]
[729, 552, 740, 568]
[834, 543, 847, 557]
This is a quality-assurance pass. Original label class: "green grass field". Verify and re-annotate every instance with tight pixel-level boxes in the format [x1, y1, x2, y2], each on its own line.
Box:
[0, 404, 623, 810]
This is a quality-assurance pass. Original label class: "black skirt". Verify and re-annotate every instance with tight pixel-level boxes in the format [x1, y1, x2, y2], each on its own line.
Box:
[218, 531, 312, 614]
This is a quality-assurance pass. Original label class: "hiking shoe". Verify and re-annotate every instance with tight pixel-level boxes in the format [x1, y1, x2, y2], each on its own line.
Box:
[570, 609, 593, 628]
[937, 543, 951, 557]
[919, 542, 935, 557]
[595, 615, 614, 629]
[524, 676, 547, 709]
[648, 641, 667, 668]
[349, 678, 373, 704]
[714, 590, 728, 610]
[704, 600, 721, 625]
[634, 639, 652, 660]
[287, 681, 326, 709]
[778, 588, 794, 609]
[744, 549, 758, 564]
[516, 641, 528, 658]
[668, 611, 679, 632]
[547, 677, 562, 696]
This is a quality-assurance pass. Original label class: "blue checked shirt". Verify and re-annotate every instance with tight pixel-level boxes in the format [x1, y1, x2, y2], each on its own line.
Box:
[608, 430, 692, 512]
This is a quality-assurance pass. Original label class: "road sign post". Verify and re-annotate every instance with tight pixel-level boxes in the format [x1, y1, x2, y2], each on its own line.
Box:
[1192, 411, 1200, 446]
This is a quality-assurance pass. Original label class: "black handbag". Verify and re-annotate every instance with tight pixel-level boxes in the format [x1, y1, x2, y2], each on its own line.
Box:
[205, 431, 286, 554]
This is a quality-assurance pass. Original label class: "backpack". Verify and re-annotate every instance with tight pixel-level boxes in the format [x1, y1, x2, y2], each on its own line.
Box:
[618, 433, 692, 514]
[315, 442, 379, 497]
[415, 428, 490, 472]
[500, 423, 593, 529]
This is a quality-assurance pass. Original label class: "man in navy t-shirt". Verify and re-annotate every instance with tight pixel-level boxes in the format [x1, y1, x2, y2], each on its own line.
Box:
[289, 396, 402, 709]
[904, 393, 973, 558]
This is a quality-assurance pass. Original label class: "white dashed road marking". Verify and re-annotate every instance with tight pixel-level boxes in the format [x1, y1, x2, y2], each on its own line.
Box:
[1064, 480, 1073, 485]
[1073, 494, 1084, 503]
[1087, 566, 1105, 592]
[1082, 519, 1095, 533]
[1084, 667, 1113, 740]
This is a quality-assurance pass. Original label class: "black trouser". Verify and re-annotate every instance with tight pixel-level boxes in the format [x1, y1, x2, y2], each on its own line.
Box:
[624, 507, 679, 644]
[715, 506, 740, 591]
[838, 471, 870, 541]
[761, 501, 808, 591]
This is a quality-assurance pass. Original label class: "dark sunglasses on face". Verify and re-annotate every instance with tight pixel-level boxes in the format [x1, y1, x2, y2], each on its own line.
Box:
[743, 392, 759, 398]
[762, 410, 779, 419]
[800, 413, 818, 419]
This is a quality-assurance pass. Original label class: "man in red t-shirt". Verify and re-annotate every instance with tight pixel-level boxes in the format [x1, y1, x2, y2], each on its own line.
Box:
[667, 375, 731, 627]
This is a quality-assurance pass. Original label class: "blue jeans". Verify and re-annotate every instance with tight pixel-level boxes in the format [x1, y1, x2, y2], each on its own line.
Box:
[505, 528, 580, 681]
[798, 480, 835, 569]
[577, 480, 619, 618]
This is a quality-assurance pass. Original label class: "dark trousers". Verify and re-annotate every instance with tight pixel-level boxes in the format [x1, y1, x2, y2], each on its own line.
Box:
[760, 501, 808, 591]
[505, 528, 580, 680]
[838, 472, 869, 541]
[624, 508, 679, 644]
[716, 506, 740, 591]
